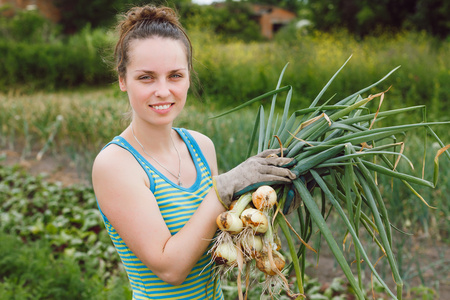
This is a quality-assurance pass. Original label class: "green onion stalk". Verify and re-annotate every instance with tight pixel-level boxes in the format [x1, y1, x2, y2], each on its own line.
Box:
[212, 56, 450, 299]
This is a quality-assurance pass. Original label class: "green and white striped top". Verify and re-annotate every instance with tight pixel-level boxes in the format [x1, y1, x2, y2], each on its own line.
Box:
[97, 128, 223, 300]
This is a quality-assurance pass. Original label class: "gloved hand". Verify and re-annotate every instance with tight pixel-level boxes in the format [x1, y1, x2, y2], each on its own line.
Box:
[212, 149, 296, 209]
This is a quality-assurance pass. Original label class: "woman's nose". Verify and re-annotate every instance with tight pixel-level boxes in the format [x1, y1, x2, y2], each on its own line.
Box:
[154, 80, 170, 98]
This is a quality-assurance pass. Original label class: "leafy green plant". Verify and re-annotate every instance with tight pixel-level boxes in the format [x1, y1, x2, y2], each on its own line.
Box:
[0, 164, 119, 277]
[0, 232, 131, 300]
[0, 25, 114, 92]
[213, 58, 449, 299]
[0, 9, 60, 43]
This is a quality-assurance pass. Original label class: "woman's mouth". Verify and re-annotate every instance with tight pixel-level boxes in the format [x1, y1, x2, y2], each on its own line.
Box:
[149, 103, 174, 114]
[151, 104, 172, 110]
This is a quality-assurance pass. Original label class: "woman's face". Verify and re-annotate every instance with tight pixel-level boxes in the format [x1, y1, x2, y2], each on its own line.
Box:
[119, 37, 190, 127]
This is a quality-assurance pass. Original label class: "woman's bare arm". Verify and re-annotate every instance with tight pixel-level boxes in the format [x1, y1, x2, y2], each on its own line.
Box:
[92, 135, 224, 285]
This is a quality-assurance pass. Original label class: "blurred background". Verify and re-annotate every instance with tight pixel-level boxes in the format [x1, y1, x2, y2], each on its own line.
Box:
[0, 0, 449, 299]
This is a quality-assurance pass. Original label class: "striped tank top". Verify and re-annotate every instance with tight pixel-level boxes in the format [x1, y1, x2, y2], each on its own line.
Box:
[97, 128, 224, 300]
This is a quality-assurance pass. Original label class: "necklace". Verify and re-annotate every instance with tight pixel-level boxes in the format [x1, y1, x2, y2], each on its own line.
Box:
[131, 123, 183, 186]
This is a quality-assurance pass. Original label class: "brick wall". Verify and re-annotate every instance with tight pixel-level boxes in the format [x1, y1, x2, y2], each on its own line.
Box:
[252, 4, 296, 39]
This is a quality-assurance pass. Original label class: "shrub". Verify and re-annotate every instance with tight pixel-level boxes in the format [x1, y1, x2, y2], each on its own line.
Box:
[0, 164, 120, 276]
[0, 9, 60, 43]
[0, 26, 114, 91]
[0, 232, 110, 300]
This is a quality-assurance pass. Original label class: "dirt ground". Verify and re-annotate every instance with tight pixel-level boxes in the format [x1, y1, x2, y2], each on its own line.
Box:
[306, 238, 449, 299]
[1, 149, 449, 299]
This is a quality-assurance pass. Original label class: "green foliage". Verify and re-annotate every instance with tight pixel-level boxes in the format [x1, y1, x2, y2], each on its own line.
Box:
[0, 232, 131, 299]
[307, 0, 450, 38]
[178, 1, 263, 42]
[377, 135, 450, 239]
[0, 24, 114, 91]
[54, 0, 124, 34]
[0, 9, 60, 43]
[193, 30, 450, 123]
[243, 0, 300, 12]
[0, 164, 120, 277]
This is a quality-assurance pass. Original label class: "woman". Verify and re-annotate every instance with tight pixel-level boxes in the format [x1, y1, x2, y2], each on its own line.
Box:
[92, 5, 295, 299]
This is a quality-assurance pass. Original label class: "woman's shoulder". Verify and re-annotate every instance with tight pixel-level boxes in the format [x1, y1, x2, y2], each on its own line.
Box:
[92, 141, 145, 185]
[184, 129, 215, 151]
[184, 129, 218, 175]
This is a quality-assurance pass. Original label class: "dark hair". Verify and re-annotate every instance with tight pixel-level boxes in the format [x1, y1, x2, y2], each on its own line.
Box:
[114, 5, 193, 79]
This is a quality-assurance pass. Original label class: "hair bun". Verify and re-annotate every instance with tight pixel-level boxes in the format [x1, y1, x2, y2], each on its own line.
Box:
[114, 4, 193, 80]
[122, 5, 180, 31]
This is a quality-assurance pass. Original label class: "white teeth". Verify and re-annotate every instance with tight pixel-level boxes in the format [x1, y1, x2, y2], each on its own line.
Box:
[152, 104, 171, 110]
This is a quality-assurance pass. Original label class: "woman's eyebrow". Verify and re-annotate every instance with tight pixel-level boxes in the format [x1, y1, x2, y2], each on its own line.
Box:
[134, 68, 188, 74]
[134, 70, 156, 75]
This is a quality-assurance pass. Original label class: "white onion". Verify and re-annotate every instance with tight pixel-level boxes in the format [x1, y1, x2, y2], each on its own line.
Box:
[240, 208, 269, 234]
[252, 185, 277, 210]
[216, 211, 244, 234]
[214, 241, 238, 266]
[241, 234, 263, 258]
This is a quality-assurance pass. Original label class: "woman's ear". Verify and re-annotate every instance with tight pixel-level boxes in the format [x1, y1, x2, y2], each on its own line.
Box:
[119, 76, 127, 92]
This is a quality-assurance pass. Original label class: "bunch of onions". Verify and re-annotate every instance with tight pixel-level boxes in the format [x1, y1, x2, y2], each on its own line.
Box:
[211, 185, 294, 298]
[212, 58, 449, 300]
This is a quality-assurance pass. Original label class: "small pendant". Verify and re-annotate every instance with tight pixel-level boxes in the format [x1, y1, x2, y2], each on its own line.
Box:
[178, 179, 182, 186]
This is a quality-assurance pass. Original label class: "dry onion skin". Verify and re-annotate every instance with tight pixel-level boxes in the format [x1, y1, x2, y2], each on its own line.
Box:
[240, 208, 269, 234]
[255, 249, 286, 276]
[216, 211, 244, 234]
[241, 234, 264, 259]
[214, 241, 238, 266]
[252, 185, 277, 211]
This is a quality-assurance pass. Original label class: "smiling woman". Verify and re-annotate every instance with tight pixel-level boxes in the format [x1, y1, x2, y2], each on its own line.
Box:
[91, 4, 296, 300]
[119, 37, 190, 128]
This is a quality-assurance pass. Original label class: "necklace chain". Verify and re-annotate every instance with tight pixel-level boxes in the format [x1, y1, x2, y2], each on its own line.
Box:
[131, 123, 182, 186]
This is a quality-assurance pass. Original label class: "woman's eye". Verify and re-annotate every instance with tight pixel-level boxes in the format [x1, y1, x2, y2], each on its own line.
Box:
[139, 75, 152, 80]
[171, 74, 182, 79]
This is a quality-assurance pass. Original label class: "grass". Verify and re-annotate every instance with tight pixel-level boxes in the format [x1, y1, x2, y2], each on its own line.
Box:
[0, 86, 257, 174]
[192, 30, 449, 121]
[0, 232, 131, 300]
[1, 84, 448, 230]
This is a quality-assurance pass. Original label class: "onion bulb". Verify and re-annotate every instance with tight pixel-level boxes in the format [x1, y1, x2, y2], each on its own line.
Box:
[241, 234, 263, 258]
[240, 208, 269, 234]
[228, 200, 238, 210]
[214, 241, 238, 266]
[216, 193, 253, 234]
[255, 249, 286, 276]
[216, 211, 244, 234]
[252, 185, 277, 210]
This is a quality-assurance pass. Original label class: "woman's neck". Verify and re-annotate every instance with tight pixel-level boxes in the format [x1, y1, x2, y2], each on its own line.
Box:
[126, 120, 176, 155]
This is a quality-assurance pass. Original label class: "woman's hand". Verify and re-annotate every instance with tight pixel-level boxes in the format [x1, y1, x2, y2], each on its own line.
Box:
[212, 149, 296, 208]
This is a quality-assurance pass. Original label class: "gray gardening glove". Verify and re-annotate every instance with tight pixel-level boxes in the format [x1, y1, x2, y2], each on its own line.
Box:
[212, 149, 296, 209]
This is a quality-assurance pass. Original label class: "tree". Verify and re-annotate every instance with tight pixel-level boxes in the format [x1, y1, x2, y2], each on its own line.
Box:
[54, 0, 192, 34]
[410, 0, 450, 38]
[178, 1, 263, 42]
[55, 0, 124, 33]
[307, 0, 449, 37]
